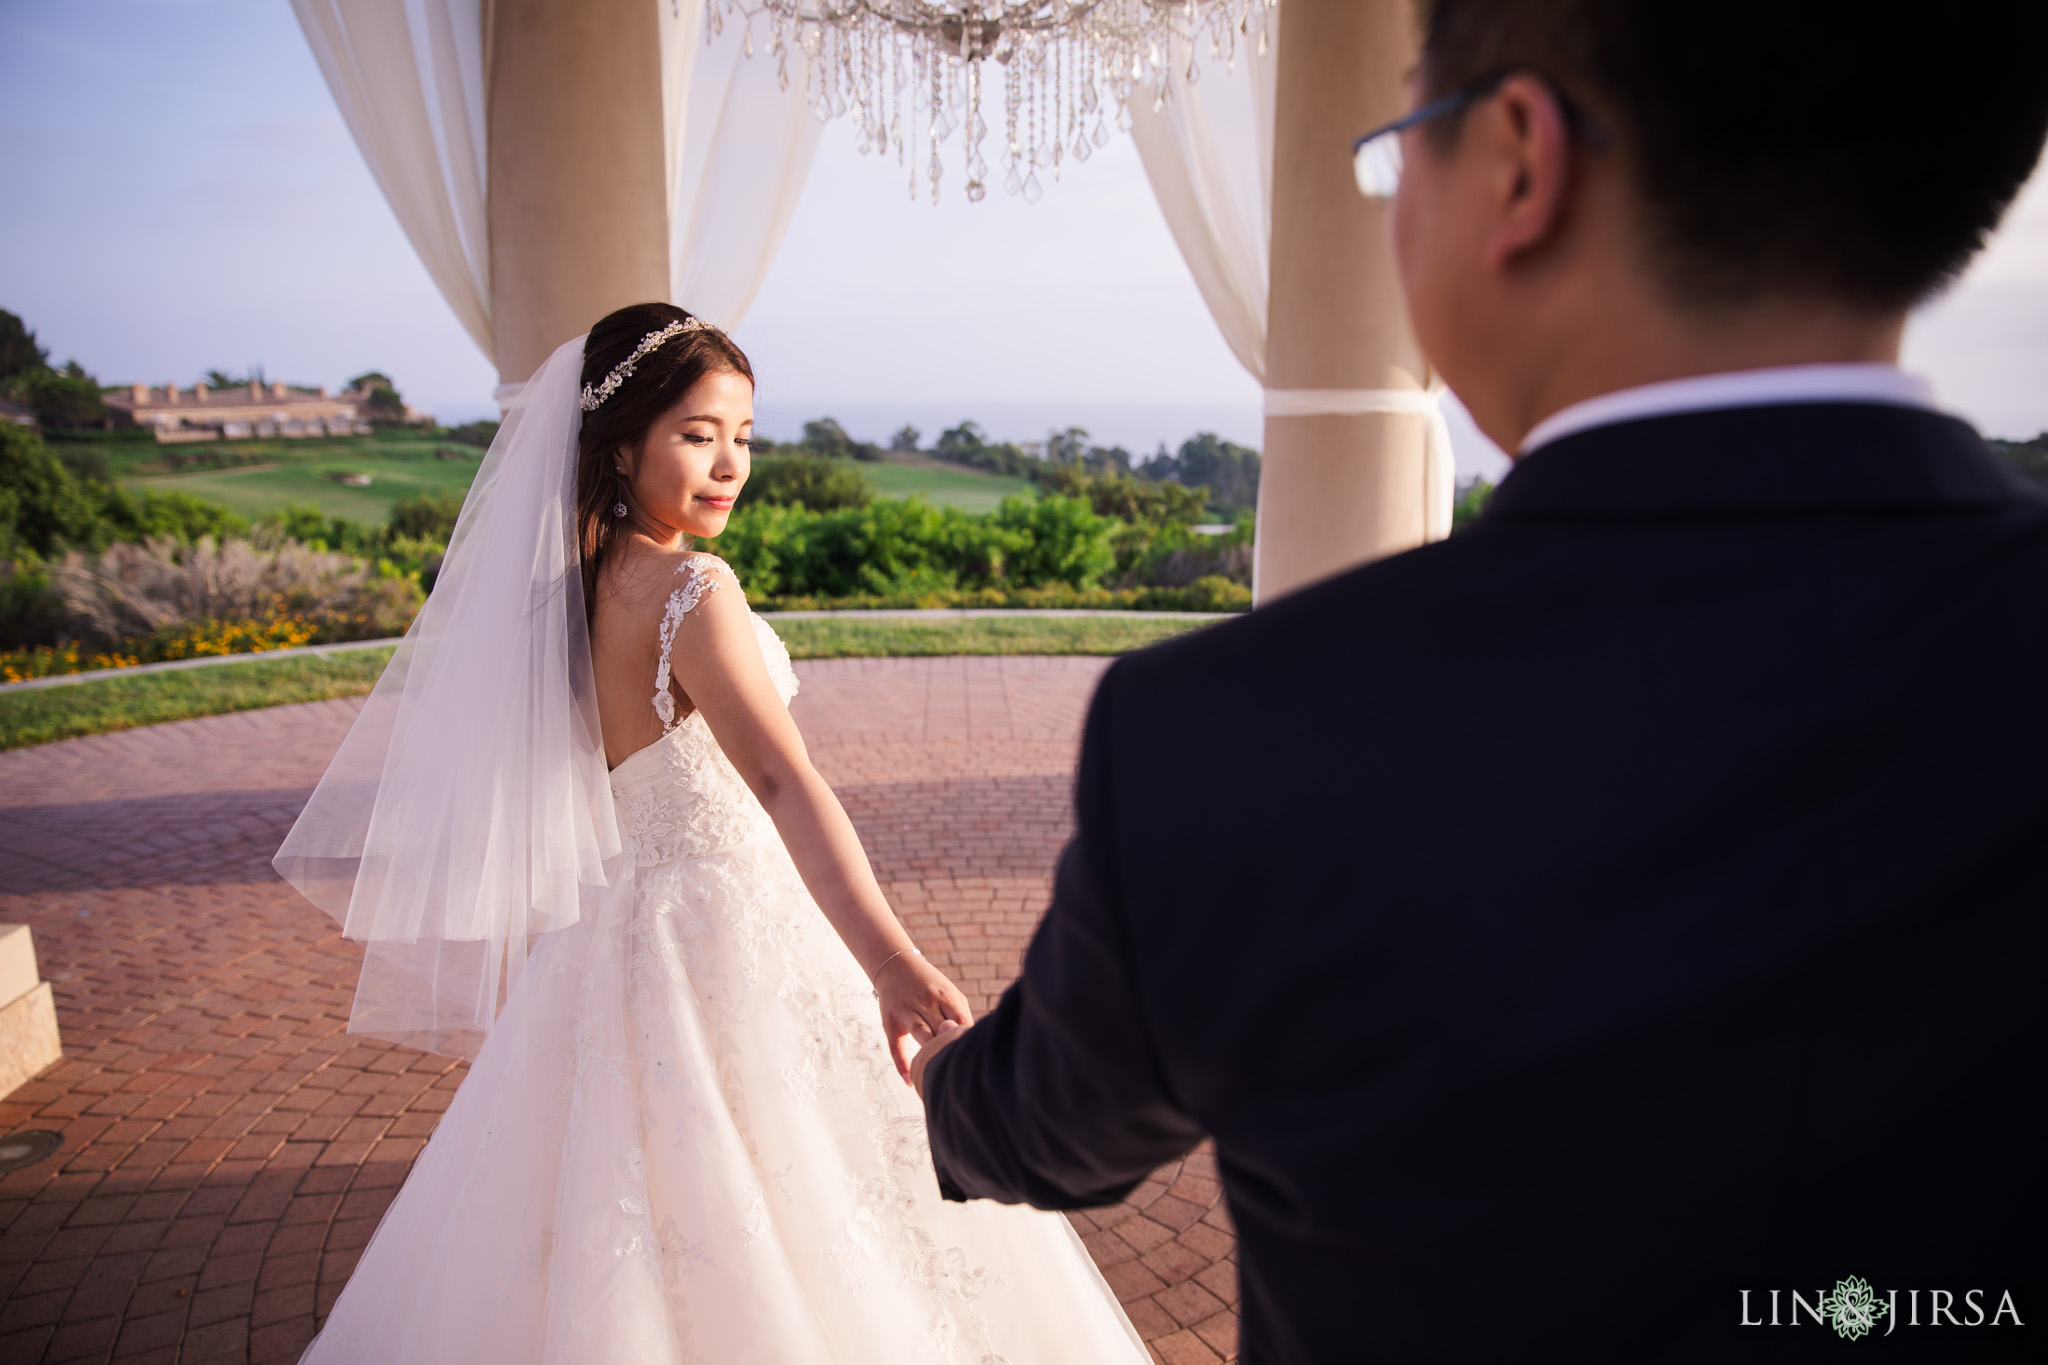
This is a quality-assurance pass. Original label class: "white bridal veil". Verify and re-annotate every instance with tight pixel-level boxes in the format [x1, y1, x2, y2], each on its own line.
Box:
[275, 336, 619, 1058]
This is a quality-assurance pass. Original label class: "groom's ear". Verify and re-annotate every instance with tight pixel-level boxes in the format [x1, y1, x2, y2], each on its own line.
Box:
[1475, 74, 1581, 275]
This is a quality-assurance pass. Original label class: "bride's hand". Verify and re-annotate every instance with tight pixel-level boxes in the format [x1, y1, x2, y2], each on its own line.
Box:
[875, 953, 973, 1084]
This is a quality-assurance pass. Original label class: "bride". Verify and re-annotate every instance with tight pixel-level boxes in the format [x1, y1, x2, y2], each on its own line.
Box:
[275, 302, 1149, 1362]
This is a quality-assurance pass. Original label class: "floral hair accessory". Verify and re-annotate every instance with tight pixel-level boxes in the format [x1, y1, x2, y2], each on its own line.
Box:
[580, 317, 714, 413]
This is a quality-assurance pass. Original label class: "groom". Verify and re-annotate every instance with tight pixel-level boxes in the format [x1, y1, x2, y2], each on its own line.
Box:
[913, 1, 2048, 1360]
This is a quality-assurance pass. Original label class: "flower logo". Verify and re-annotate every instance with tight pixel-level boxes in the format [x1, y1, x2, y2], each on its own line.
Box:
[1820, 1275, 1888, 1341]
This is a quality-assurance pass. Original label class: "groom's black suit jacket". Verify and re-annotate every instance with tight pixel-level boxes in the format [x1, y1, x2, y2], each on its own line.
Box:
[921, 404, 2047, 1362]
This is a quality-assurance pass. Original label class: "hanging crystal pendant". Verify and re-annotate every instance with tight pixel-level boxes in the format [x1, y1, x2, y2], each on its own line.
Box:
[717, 0, 1276, 204]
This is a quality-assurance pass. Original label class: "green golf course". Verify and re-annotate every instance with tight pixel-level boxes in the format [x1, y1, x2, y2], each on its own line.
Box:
[102, 432, 1032, 522]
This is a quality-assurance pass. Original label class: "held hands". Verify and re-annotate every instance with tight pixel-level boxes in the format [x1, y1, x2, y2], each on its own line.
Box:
[908, 1019, 966, 1098]
[873, 950, 973, 1085]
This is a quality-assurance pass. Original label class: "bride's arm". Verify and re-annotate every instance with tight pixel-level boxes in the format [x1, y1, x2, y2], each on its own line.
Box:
[665, 566, 972, 1080]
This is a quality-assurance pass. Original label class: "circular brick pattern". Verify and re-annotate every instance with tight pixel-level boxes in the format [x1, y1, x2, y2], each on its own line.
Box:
[0, 658, 1237, 1364]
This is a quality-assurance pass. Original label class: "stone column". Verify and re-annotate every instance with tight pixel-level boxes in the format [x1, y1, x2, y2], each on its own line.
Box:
[0, 925, 60, 1099]
[487, 0, 672, 392]
[1256, 0, 1430, 602]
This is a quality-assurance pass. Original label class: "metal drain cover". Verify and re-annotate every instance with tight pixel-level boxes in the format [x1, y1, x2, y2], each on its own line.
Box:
[0, 1129, 62, 1174]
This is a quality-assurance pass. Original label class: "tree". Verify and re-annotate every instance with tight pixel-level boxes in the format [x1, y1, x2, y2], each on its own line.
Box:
[801, 417, 855, 459]
[888, 424, 922, 454]
[1037, 465, 1207, 526]
[0, 314, 105, 428]
[347, 371, 407, 423]
[5, 365, 107, 430]
[0, 311, 47, 382]
[933, 420, 1041, 478]
[1143, 432, 1262, 513]
[1044, 426, 1134, 476]
[799, 417, 883, 462]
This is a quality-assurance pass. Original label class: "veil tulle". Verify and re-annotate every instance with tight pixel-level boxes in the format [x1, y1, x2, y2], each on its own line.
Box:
[275, 335, 620, 1058]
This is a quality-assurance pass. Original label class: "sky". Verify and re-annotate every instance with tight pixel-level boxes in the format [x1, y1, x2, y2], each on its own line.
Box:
[3, 0, 2045, 485]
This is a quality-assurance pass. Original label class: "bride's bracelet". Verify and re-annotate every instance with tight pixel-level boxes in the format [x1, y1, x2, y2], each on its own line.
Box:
[870, 947, 922, 998]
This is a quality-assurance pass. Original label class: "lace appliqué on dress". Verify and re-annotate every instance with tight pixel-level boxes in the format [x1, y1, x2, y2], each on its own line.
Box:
[653, 556, 733, 731]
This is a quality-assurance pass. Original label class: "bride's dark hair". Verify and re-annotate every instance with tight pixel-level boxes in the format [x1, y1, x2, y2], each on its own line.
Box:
[575, 301, 754, 619]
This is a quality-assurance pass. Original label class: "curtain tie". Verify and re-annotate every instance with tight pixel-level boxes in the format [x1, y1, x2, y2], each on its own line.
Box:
[1259, 386, 1459, 544]
[1262, 387, 1442, 417]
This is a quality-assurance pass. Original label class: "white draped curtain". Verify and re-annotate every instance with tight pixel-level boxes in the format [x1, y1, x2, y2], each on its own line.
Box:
[295, 0, 494, 357]
[290, 0, 821, 362]
[1126, 23, 1276, 382]
[1127, 5, 1455, 541]
[671, 11, 825, 328]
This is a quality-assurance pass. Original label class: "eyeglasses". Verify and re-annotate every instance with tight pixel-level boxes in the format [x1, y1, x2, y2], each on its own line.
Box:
[1352, 71, 1605, 200]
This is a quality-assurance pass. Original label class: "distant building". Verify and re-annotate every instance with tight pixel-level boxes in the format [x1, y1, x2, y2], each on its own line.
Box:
[102, 381, 374, 443]
[0, 397, 35, 428]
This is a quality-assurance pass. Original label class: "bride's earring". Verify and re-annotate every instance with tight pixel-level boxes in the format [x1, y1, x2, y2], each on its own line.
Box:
[613, 501, 629, 519]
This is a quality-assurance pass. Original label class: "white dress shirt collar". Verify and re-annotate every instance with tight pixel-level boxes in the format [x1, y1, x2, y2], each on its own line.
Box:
[1519, 363, 1938, 456]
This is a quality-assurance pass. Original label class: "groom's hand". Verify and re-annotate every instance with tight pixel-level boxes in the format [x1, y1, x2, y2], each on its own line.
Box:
[910, 1020, 969, 1098]
[878, 953, 974, 1084]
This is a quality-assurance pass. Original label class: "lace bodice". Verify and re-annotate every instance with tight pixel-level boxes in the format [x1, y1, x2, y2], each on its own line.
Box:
[613, 557, 799, 867]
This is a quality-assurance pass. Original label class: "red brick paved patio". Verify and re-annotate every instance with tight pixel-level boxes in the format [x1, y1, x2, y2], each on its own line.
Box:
[0, 657, 1236, 1364]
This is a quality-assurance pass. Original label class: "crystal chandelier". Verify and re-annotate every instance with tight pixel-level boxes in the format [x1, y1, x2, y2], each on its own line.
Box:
[711, 1, 1279, 203]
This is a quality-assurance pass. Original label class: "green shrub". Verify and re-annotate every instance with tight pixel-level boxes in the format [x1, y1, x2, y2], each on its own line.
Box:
[987, 495, 1118, 588]
[0, 557, 61, 648]
[0, 421, 118, 558]
[388, 488, 465, 542]
[745, 456, 872, 511]
[445, 418, 500, 448]
[1154, 575, 1253, 612]
[1452, 478, 1495, 532]
[119, 490, 251, 543]
[256, 504, 387, 557]
[1037, 464, 1208, 526]
[714, 492, 1124, 599]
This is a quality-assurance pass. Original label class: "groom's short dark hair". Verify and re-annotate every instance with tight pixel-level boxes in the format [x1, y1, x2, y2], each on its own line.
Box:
[1420, 0, 2048, 311]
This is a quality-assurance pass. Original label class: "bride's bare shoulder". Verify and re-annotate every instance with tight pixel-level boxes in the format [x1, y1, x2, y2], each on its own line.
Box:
[600, 540, 738, 621]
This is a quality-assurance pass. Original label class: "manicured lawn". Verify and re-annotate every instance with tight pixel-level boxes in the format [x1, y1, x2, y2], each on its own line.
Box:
[0, 614, 1216, 749]
[772, 613, 1209, 658]
[0, 648, 396, 751]
[106, 430, 1031, 522]
[125, 449, 482, 522]
[856, 459, 1035, 512]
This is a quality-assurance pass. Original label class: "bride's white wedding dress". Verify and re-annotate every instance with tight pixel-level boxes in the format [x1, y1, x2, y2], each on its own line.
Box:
[304, 562, 1147, 1363]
